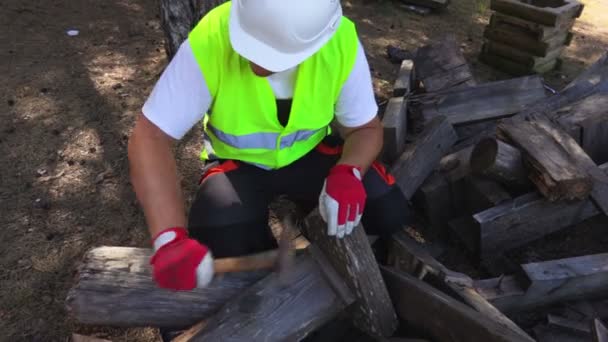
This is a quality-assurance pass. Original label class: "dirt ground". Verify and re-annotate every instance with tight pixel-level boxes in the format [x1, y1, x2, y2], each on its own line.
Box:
[1, 0, 607, 341]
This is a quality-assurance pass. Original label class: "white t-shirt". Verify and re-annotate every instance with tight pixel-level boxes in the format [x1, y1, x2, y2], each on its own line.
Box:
[143, 39, 378, 140]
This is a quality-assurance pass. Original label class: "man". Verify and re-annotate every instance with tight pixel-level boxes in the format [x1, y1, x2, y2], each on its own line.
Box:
[128, 0, 410, 292]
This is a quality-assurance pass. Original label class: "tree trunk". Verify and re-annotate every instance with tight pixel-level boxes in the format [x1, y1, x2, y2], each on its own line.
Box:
[160, 0, 228, 58]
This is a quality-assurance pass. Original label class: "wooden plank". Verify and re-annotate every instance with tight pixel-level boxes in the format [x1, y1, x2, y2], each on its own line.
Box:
[470, 138, 532, 189]
[490, 0, 584, 27]
[393, 59, 413, 97]
[414, 76, 547, 126]
[388, 232, 534, 342]
[65, 246, 269, 328]
[533, 324, 589, 342]
[381, 266, 533, 342]
[382, 96, 408, 164]
[475, 253, 608, 313]
[474, 191, 599, 257]
[498, 117, 593, 201]
[484, 26, 572, 57]
[483, 40, 565, 68]
[554, 94, 608, 164]
[547, 314, 591, 334]
[464, 176, 512, 214]
[303, 209, 398, 338]
[189, 251, 350, 341]
[479, 51, 560, 76]
[391, 116, 458, 199]
[592, 319, 608, 342]
[413, 35, 474, 93]
[489, 11, 575, 41]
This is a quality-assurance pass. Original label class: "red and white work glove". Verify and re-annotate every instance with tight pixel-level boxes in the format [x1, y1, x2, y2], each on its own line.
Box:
[150, 227, 214, 291]
[319, 164, 367, 238]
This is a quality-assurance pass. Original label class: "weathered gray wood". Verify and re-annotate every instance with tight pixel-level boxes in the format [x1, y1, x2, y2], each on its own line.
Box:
[160, 0, 227, 58]
[470, 138, 531, 188]
[490, 0, 584, 27]
[303, 209, 398, 338]
[483, 40, 565, 68]
[65, 246, 269, 328]
[388, 232, 534, 341]
[592, 319, 608, 342]
[475, 253, 608, 313]
[489, 12, 575, 41]
[391, 116, 458, 199]
[498, 117, 593, 201]
[189, 251, 351, 342]
[393, 59, 414, 97]
[382, 266, 533, 342]
[412, 172, 455, 235]
[413, 76, 547, 126]
[382, 96, 408, 164]
[533, 324, 589, 342]
[464, 176, 512, 214]
[413, 35, 474, 93]
[479, 51, 560, 76]
[484, 26, 572, 57]
[474, 192, 599, 257]
[547, 314, 591, 334]
[555, 94, 608, 164]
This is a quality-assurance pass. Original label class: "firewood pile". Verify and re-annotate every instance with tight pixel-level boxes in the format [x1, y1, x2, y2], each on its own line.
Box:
[63, 1, 608, 341]
[378, 35, 608, 341]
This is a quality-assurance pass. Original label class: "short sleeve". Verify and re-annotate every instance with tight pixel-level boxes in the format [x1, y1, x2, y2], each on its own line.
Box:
[334, 40, 378, 128]
[142, 39, 212, 139]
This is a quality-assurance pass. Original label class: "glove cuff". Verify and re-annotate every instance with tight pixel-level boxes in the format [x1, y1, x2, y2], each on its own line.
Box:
[153, 227, 188, 252]
[330, 164, 362, 181]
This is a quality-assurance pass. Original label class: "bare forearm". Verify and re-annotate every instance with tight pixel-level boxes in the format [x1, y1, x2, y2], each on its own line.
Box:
[128, 114, 187, 238]
[338, 117, 383, 174]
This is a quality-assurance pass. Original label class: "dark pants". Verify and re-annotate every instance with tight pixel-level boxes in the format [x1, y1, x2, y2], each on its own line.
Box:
[187, 140, 412, 258]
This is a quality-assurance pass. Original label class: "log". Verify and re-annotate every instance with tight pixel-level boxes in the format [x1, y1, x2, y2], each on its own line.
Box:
[489, 12, 575, 41]
[555, 94, 608, 164]
[490, 0, 584, 27]
[475, 253, 608, 312]
[592, 319, 608, 342]
[393, 59, 414, 97]
[413, 76, 547, 126]
[470, 138, 531, 189]
[159, 0, 227, 58]
[391, 116, 458, 199]
[387, 231, 534, 342]
[412, 35, 475, 93]
[498, 117, 593, 201]
[381, 266, 534, 342]
[65, 246, 269, 328]
[382, 96, 408, 164]
[186, 250, 353, 341]
[302, 209, 398, 338]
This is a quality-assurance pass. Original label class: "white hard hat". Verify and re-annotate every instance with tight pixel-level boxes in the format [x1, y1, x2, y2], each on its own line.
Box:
[229, 0, 343, 73]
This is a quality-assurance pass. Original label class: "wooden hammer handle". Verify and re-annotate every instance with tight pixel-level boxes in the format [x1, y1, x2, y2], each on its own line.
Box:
[213, 249, 279, 274]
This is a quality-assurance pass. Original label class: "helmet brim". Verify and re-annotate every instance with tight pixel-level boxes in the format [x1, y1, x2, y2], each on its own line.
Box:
[229, 3, 338, 73]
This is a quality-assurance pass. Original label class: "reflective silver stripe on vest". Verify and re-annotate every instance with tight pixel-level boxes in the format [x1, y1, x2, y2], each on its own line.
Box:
[208, 124, 277, 149]
[280, 129, 323, 149]
[209, 124, 324, 150]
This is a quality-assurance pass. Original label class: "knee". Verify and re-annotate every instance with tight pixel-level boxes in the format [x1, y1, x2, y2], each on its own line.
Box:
[362, 186, 413, 238]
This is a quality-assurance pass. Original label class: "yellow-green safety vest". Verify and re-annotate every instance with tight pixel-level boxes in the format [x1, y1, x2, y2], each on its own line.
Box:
[188, 2, 359, 169]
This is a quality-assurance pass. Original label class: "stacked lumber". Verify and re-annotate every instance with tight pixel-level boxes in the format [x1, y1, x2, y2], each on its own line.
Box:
[480, 0, 584, 75]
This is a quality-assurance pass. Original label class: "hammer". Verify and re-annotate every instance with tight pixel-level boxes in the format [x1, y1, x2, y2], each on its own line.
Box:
[213, 215, 296, 276]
